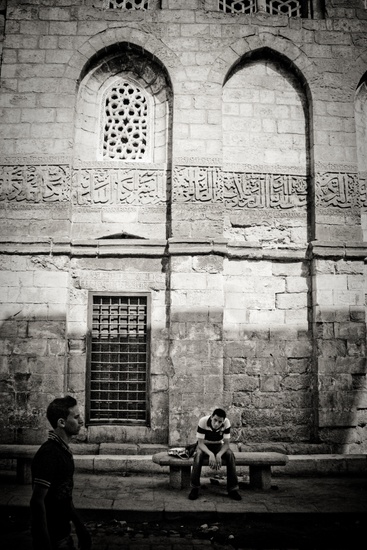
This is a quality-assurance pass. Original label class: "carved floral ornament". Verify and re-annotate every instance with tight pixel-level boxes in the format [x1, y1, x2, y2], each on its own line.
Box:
[0, 162, 364, 211]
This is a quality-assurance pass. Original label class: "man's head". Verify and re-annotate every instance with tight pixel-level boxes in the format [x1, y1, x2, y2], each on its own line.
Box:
[47, 395, 83, 435]
[211, 408, 226, 431]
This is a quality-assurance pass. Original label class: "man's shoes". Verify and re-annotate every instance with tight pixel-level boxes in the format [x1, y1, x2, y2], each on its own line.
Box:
[188, 488, 199, 500]
[228, 490, 242, 501]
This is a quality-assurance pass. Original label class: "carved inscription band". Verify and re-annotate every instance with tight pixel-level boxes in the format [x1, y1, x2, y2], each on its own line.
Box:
[0, 163, 363, 210]
[73, 168, 166, 205]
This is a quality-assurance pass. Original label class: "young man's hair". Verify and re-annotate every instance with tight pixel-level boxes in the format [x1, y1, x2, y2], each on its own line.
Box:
[47, 395, 77, 429]
[212, 408, 226, 419]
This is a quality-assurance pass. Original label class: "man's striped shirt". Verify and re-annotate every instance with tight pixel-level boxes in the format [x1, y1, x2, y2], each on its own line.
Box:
[196, 415, 231, 443]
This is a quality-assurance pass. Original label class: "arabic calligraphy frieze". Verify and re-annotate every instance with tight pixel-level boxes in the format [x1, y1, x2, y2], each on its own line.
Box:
[172, 166, 223, 203]
[358, 172, 367, 209]
[0, 160, 363, 215]
[172, 166, 308, 210]
[72, 168, 166, 205]
[315, 172, 359, 210]
[0, 164, 70, 203]
[223, 172, 308, 210]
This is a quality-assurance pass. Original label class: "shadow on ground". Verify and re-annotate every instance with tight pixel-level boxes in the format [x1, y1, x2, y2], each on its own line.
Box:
[0, 508, 365, 550]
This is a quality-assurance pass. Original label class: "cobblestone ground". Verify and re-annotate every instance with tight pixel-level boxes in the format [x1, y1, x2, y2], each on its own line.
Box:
[0, 511, 365, 550]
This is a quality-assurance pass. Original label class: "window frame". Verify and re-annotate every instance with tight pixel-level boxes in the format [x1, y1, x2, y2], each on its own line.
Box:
[86, 291, 151, 427]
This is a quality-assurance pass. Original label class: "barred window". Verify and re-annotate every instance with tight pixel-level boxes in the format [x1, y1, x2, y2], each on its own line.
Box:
[87, 294, 150, 425]
[102, 81, 149, 161]
[107, 0, 150, 9]
[219, 0, 257, 13]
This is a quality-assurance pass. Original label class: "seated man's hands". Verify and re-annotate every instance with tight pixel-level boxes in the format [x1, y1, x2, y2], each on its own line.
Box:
[209, 452, 222, 470]
[215, 454, 222, 470]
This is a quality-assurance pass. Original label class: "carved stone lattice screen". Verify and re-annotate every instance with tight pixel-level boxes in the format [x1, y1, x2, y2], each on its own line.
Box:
[265, 0, 302, 16]
[218, 0, 257, 13]
[103, 82, 148, 161]
[107, 0, 149, 9]
[218, 0, 308, 17]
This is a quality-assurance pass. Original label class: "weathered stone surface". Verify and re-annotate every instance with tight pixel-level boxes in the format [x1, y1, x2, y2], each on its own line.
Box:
[0, 1, 366, 451]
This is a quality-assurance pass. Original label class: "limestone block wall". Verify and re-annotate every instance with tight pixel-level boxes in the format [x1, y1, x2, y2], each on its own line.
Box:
[0, 0, 366, 451]
[222, 258, 313, 443]
[0, 254, 69, 442]
[312, 250, 367, 453]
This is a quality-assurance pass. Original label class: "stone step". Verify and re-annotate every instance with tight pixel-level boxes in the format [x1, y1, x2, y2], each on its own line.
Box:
[70, 443, 168, 455]
[73, 453, 367, 477]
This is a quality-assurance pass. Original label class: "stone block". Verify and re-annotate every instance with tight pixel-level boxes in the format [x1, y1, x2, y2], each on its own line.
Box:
[316, 274, 348, 290]
[99, 444, 138, 455]
[28, 321, 65, 339]
[248, 310, 285, 325]
[74, 456, 95, 473]
[286, 276, 309, 293]
[284, 310, 308, 325]
[93, 455, 127, 473]
[137, 444, 168, 455]
[27, 356, 63, 376]
[70, 444, 99, 455]
[224, 308, 246, 325]
[335, 322, 365, 341]
[33, 270, 68, 288]
[318, 409, 358, 428]
[247, 293, 277, 309]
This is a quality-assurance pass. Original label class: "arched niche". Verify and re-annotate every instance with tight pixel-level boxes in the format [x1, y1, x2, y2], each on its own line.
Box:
[74, 43, 173, 165]
[355, 74, 367, 240]
[222, 47, 312, 246]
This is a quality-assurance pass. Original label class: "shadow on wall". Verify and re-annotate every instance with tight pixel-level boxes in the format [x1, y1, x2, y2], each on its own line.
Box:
[0, 313, 67, 444]
[0, 302, 366, 453]
[169, 297, 367, 454]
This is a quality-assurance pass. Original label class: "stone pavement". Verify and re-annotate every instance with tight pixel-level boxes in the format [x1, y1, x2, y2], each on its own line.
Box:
[0, 471, 367, 549]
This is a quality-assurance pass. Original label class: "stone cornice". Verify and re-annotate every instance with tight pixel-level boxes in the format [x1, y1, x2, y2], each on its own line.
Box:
[309, 241, 367, 260]
[1, 238, 367, 260]
[0, 238, 167, 257]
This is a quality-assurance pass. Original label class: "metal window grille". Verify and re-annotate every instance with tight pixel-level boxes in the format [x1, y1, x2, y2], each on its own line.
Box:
[107, 0, 150, 9]
[87, 294, 150, 424]
[218, 0, 257, 14]
[265, 0, 302, 17]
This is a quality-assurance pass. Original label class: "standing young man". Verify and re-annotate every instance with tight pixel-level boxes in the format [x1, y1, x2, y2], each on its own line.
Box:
[189, 408, 242, 501]
[30, 396, 92, 550]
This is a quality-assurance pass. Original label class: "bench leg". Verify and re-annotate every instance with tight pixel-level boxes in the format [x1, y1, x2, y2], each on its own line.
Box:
[169, 465, 191, 490]
[249, 465, 271, 490]
[16, 458, 32, 485]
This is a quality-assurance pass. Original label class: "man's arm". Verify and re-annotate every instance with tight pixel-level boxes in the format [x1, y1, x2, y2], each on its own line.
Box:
[30, 484, 53, 550]
[70, 503, 92, 550]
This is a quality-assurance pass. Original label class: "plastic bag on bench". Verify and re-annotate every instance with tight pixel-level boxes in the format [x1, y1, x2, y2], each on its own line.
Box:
[168, 442, 197, 459]
[168, 447, 189, 459]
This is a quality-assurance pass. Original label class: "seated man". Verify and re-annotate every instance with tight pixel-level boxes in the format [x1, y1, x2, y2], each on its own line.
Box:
[189, 408, 241, 501]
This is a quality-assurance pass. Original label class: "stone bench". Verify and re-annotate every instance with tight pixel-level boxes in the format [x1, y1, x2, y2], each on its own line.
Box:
[152, 451, 289, 490]
[0, 445, 40, 484]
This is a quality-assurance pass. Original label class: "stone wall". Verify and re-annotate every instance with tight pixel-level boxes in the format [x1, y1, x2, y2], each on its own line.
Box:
[0, 0, 367, 452]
